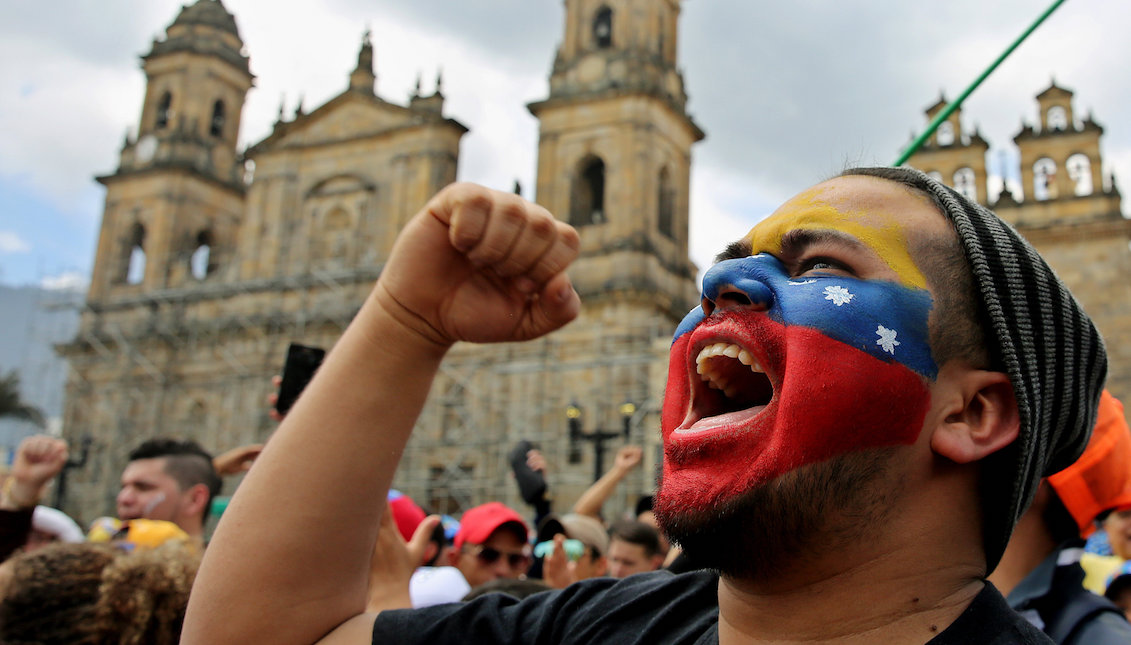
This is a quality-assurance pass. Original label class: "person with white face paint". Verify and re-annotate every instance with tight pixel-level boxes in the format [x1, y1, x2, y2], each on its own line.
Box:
[116, 438, 221, 541]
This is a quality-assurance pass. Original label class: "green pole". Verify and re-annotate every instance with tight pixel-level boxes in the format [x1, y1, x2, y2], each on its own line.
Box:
[894, 0, 1068, 167]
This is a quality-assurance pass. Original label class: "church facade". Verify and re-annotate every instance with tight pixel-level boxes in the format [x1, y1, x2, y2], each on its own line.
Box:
[906, 87, 1131, 405]
[59, 0, 701, 522]
[59, 0, 1127, 525]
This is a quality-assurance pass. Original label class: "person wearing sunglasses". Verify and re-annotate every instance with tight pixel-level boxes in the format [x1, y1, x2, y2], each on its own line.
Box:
[448, 502, 531, 589]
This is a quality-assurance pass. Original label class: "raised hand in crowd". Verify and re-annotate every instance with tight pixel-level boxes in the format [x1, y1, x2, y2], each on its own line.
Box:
[613, 445, 642, 472]
[571, 444, 643, 520]
[541, 533, 573, 589]
[267, 374, 285, 423]
[526, 448, 547, 475]
[366, 503, 441, 613]
[1, 435, 67, 511]
[212, 444, 264, 476]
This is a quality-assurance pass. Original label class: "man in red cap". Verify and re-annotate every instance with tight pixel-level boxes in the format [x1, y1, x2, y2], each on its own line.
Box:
[448, 502, 531, 589]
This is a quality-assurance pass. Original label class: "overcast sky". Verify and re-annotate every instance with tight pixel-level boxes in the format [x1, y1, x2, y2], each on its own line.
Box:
[1, 0, 1127, 289]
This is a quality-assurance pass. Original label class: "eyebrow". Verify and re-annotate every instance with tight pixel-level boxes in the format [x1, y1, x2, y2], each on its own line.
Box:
[778, 228, 869, 258]
[714, 240, 752, 263]
[712, 228, 870, 265]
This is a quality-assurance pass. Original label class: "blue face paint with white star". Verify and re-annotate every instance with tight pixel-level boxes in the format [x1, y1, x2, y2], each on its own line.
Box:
[674, 253, 937, 380]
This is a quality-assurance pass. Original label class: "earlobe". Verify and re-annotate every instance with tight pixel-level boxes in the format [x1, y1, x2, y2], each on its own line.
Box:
[930, 368, 1020, 464]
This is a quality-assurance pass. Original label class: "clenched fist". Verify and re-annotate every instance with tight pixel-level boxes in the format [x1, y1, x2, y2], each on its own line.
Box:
[375, 183, 581, 347]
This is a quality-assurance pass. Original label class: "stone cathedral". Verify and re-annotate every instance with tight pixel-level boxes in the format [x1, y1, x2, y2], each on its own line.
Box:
[59, 0, 702, 522]
[60, 0, 1129, 526]
[906, 89, 1131, 404]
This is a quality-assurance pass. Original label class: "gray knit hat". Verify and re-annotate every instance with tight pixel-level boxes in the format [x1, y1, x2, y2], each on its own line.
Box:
[846, 167, 1107, 571]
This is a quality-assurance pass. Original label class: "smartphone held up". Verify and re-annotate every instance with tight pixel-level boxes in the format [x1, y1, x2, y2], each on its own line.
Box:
[274, 343, 326, 416]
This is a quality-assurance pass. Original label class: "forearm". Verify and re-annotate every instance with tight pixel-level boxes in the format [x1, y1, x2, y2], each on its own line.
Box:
[570, 465, 631, 519]
[183, 291, 447, 645]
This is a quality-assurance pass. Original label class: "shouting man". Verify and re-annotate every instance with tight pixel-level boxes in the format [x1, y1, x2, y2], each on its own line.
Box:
[185, 168, 1104, 645]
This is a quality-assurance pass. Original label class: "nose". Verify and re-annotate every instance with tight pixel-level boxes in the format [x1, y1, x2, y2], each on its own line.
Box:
[116, 487, 134, 510]
[701, 258, 774, 316]
[493, 557, 514, 579]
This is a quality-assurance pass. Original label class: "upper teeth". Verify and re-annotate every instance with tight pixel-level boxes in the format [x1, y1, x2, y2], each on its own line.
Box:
[695, 343, 763, 395]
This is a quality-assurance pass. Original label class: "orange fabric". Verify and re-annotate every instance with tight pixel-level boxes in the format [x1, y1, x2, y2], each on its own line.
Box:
[1048, 390, 1131, 537]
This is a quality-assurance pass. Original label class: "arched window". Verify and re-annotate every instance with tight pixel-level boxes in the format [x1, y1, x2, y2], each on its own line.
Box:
[1047, 106, 1068, 132]
[155, 92, 172, 130]
[190, 231, 213, 280]
[935, 121, 955, 147]
[1066, 154, 1093, 196]
[210, 100, 226, 138]
[125, 223, 146, 285]
[953, 167, 977, 201]
[657, 167, 674, 239]
[570, 156, 606, 227]
[1033, 158, 1058, 201]
[593, 6, 613, 48]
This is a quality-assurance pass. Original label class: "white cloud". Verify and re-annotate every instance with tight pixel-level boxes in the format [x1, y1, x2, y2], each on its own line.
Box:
[1, 0, 1129, 285]
[40, 271, 88, 291]
[0, 232, 31, 253]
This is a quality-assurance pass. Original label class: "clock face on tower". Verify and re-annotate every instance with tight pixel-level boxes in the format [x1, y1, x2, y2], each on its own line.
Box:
[136, 134, 158, 163]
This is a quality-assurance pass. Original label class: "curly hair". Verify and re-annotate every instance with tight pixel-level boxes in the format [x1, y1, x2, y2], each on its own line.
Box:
[0, 542, 120, 645]
[0, 542, 201, 645]
[91, 542, 202, 645]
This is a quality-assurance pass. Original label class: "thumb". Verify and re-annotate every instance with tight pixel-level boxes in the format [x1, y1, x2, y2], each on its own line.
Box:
[532, 273, 580, 331]
[407, 515, 442, 566]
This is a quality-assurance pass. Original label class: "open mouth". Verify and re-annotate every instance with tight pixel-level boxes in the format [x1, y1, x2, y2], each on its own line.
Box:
[690, 341, 774, 421]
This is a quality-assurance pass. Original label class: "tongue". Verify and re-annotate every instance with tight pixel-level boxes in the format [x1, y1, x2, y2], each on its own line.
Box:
[677, 404, 768, 434]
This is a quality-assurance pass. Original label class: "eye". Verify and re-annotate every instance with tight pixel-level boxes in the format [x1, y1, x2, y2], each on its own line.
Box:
[797, 256, 849, 276]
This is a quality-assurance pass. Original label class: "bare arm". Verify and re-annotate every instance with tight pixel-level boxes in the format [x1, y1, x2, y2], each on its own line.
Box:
[570, 445, 642, 519]
[1, 435, 68, 560]
[183, 184, 580, 645]
[211, 443, 264, 476]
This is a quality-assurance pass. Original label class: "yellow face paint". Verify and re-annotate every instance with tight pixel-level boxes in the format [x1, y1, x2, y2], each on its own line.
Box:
[743, 185, 928, 290]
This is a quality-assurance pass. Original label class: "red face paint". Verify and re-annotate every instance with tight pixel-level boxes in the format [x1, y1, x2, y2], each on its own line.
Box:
[659, 311, 930, 512]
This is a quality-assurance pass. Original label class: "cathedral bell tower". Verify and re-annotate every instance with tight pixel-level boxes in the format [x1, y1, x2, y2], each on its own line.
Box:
[87, 0, 253, 301]
[528, 0, 704, 320]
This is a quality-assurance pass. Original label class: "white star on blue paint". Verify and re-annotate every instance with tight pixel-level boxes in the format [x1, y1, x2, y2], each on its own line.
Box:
[876, 325, 900, 354]
[823, 285, 854, 306]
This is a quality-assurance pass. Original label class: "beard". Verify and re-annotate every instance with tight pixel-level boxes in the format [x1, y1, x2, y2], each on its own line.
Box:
[654, 447, 901, 581]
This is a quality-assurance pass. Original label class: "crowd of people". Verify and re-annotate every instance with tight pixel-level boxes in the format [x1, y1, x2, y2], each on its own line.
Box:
[0, 428, 670, 642]
[4, 167, 1131, 643]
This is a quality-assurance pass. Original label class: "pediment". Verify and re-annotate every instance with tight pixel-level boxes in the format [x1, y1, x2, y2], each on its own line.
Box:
[258, 94, 424, 150]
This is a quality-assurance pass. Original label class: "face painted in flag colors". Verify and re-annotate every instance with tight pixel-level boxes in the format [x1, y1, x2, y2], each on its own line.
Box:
[659, 179, 939, 511]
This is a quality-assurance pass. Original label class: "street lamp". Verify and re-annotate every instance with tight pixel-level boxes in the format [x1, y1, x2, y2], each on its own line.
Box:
[566, 400, 635, 483]
[53, 435, 92, 509]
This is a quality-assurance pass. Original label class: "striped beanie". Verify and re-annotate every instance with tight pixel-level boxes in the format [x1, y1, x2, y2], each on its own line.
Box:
[846, 167, 1107, 570]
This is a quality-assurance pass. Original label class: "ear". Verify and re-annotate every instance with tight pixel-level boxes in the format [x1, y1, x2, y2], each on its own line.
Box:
[182, 483, 211, 517]
[446, 546, 461, 567]
[929, 367, 1020, 464]
[422, 541, 439, 565]
[593, 555, 608, 577]
[649, 554, 665, 571]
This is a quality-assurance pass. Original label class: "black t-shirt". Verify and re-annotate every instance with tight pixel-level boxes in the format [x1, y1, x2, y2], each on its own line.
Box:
[373, 570, 1053, 644]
